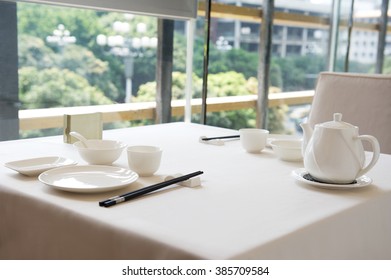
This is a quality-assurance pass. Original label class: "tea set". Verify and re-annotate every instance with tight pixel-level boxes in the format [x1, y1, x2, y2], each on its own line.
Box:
[238, 113, 380, 188]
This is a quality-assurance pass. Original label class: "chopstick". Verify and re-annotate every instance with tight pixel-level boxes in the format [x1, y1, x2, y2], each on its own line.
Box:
[99, 171, 203, 207]
[201, 135, 240, 141]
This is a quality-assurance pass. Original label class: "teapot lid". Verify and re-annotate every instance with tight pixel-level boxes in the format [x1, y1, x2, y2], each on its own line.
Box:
[319, 113, 356, 129]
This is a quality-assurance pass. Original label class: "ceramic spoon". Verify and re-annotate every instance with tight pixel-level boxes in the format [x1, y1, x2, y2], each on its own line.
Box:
[69, 131, 89, 148]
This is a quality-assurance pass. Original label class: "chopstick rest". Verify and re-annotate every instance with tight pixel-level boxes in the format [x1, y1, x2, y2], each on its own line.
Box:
[164, 173, 201, 188]
[199, 136, 225, 146]
[199, 136, 224, 146]
[199, 135, 240, 146]
[99, 171, 203, 207]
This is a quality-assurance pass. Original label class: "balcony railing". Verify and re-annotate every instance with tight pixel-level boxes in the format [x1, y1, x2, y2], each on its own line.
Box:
[19, 90, 314, 131]
[197, 1, 386, 32]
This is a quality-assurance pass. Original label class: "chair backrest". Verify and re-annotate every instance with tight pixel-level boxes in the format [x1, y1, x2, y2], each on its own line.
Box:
[63, 112, 102, 144]
[308, 72, 391, 154]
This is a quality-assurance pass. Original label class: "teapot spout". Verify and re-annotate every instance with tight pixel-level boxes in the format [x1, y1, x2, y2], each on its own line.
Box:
[300, 122, 313, 156]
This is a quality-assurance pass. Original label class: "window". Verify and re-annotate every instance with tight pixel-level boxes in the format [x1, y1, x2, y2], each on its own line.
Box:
[0, 0, 196, 140]
[1, 0, 389, 140]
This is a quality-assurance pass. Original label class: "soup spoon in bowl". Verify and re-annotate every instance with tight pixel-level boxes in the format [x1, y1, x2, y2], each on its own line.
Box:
[69, 131, 89, 148]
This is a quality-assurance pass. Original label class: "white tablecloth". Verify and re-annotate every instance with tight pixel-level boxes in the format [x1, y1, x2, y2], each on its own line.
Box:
[1, 122, 390, 259]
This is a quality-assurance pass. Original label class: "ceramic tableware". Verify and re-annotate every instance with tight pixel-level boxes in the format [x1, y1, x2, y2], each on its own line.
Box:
[292, 168, 372, 190]
[239, 128, 269, 153]
[270, 139, 303, 161]
[74, 139, 126, 165]
[39, 165, 138, 193]
[69, 131, 89, 148]
[300, 113, 380, 184]
[127, 145, 162, 177]
[4, 156, 77, 176]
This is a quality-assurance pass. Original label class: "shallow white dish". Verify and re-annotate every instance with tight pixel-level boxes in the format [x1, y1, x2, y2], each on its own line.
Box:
[267, 134, 301, 148]
[292, 168, 372, 190]
[270, 139, 303, 161]
[38, 165, 138, 193]
[4, 156, 77, 176]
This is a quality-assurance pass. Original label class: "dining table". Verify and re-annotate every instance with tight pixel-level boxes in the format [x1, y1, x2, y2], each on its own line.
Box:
[0, 122, 390, 260]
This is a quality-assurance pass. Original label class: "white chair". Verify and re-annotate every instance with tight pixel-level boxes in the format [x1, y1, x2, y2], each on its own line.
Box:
[308, 72, 391, 154]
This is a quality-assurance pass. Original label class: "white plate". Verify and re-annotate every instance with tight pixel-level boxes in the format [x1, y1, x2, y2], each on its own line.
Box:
[39, 165, 139, 193]
[4, 156, 78, 176]
[291, 168, 372, 190]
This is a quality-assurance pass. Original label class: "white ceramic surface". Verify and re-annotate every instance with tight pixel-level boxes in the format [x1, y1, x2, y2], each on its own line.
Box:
[239, 128, 269, 153]
[301, 113, 380, 184]
[74, 139, 126, 165]
[127, 145, 162, 177]
[4, 156, 77, 176]
[270, 139, 303, 161]
[266, 134, 301, 148]
[38, 165, 138, 193]
[69, 131, 89, 147]
[291, 168, 372, 190]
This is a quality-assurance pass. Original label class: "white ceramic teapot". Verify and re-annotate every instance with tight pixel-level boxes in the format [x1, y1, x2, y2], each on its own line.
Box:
[300, 113, 380, 184]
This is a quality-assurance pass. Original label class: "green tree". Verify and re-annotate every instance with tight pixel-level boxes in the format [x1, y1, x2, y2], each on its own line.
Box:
[18, 3, 102, 49]
[19, 67, 113, 109]
[19, 34, 120, 102]
[192, 38, 259, 80]
[18, 35, 56, 69]
[134, 71, 288, 133]
[271, 55, 327, 91]
[382, 56, 391, 74]
[60, 45, 120, 101]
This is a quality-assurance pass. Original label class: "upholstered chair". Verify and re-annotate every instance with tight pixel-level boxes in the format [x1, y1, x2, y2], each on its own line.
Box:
[308, 72, 391, 154]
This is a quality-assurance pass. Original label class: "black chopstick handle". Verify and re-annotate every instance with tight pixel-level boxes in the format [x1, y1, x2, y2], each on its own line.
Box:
[201, 135, 240, 141]
[99, 171, 203, 207]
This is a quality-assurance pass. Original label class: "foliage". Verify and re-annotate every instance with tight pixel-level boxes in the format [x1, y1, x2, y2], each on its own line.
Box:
[382, 56, 391, 74]
[60, 44, 120, 101]
[18, 35, 57, 69]
[19, 67, 113, 109]
[18, 35, 120, 102]
[272, 55, 327, 91]
[192, 39, 259, 80]
[134, 71, 288, 132]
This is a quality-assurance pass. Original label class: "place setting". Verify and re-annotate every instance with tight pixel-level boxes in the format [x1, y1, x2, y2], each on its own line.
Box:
[39, 143, 203, 199]
[4, 131, 204, 201]
[200, 127, 304, 162]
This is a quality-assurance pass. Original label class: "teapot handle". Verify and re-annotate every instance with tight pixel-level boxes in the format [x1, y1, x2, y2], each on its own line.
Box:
[357, 135, 380, 178]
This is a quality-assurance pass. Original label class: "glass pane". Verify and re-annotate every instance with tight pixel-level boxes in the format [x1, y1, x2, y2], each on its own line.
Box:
[335, 0, 382, 73]
[271, 0, 332, 134]
[0, 1, 188, 140]
[196, 0, 335, 133]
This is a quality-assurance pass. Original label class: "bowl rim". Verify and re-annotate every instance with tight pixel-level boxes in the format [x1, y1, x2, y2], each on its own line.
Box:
[73, 140, 127, 151]
[270, 139, 302, 150]
[127, 145, 162, 153]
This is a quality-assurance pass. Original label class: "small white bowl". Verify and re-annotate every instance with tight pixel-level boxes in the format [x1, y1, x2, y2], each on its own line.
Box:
[270, 139, 303, 162]
[74, 140, 126, 165]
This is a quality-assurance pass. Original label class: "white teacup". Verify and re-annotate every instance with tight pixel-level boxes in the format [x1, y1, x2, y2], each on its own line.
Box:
[239, 128, 269, 153]
[127, 145, 162, 177]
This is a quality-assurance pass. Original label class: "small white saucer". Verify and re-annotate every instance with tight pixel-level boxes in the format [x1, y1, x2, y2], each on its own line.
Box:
[291, 168, 373, 190]
[5, 156, 77, 176]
